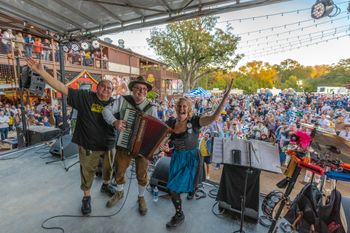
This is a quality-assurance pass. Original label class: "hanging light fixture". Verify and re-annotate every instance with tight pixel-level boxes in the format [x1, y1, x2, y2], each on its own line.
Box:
[71, 41, 81, 52]
[311, 0, 335, 19]
[91, 39, 100, 49]
[62, 42, 71, 53]
[80, 41, 90, 51]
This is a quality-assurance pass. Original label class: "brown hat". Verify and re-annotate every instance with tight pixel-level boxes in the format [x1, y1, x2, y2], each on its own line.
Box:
[128, 76, 152, 91]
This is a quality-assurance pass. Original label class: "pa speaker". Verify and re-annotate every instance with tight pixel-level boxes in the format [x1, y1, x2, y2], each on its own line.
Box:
[27, 126, 60, 145]
[49, 134, 78, 157]
[29, 73, 45, 96]
[149, 156, 171, 192]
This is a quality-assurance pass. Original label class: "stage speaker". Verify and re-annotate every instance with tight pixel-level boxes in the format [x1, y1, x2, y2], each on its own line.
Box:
[29, 73, 46, 96]
[49, 134, 78, 157]
[27, 126, 60, 146]
[149, 156, 171, 192]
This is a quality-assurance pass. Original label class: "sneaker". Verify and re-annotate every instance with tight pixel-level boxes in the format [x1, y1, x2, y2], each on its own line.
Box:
[166, 212, 185, 228]
[81, 196, 91, 216]
[106, 191, 124, 208]
[138, 196, 148, 216]
[100, 183, 116, 197]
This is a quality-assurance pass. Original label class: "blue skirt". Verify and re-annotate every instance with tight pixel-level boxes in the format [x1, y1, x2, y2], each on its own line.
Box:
[167, 148, 198, 193]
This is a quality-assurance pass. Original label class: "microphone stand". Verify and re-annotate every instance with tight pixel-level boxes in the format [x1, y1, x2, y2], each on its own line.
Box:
[233, 141, 253, 233]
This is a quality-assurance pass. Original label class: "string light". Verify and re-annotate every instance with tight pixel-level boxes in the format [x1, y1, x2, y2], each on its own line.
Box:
[243, 31, 350, 58]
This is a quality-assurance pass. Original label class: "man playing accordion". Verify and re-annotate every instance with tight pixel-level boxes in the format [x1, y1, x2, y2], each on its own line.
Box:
[102, 76, 157, 216]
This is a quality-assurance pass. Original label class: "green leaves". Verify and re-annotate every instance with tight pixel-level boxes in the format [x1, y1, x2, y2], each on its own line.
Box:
[147, 16, 241, 92]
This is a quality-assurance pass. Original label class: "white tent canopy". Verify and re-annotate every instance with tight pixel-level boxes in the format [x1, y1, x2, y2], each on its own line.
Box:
[184, 87, 211, 97]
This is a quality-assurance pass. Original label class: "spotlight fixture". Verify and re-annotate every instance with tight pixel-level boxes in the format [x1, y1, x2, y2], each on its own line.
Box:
[62, 42, 71, 53]
[71, 41, 81, 52]
[311, 0, 335, 19]
[118, 39, 125, 48]
[81, 41, 90, 51]
[91, 39, 100, 49]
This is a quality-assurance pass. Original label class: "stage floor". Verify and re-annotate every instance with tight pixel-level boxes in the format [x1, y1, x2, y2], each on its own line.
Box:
[0, 145, 349, 233]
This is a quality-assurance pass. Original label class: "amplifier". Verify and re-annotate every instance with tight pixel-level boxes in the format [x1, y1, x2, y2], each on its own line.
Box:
[27, 126, 60, 145]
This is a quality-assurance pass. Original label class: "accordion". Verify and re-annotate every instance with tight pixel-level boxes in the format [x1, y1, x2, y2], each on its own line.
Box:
[117, 108, 172, 159]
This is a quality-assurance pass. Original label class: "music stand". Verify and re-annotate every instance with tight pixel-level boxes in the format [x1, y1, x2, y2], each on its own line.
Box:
[233, 141, 254, 233]
[215, 138, 282, 233]
[46, 128, 78, 171]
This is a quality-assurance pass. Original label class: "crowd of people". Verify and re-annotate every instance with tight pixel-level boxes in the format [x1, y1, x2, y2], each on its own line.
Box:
[0, 100, 70, 141]
[154, 91, 350, 178]
[0, 28, 108, 68]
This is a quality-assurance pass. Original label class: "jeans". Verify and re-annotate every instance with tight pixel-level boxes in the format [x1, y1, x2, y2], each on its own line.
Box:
[0, 127, 8, 140]
[25, 46, 33, 57]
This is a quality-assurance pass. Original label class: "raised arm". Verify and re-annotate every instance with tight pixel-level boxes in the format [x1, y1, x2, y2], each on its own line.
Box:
[26, 58, 68, 96]
[199, 79, 233, 127]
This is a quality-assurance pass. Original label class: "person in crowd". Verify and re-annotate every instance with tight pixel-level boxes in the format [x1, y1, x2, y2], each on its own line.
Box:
[33, 38, 42, 59]
[102, 76, 157, 216]
[26, 58, 116, 216]
[0, 109, 9, 140]
[339, 123, 350, 141]
[1, 29, 14, 56]
[15, 32, 24, 57]
[199, 131, 213, 180]
[24, 34, 34, 58]
[159, 80, 232, 228]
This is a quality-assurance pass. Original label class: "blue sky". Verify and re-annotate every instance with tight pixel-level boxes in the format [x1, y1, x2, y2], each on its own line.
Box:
[101, 0, 350, 68]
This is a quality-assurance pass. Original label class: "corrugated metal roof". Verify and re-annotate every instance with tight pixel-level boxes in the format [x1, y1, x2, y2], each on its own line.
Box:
[0, 0, 291, 37]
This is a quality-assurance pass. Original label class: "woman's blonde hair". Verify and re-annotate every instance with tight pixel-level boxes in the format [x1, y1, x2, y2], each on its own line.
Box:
[176, 97, 193, 119]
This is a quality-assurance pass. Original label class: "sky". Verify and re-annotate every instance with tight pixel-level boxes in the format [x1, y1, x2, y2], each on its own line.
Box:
[101, 0, 350, 69]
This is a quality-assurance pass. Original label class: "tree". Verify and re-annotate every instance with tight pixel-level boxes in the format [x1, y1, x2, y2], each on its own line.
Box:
[238, 61, 277, 88]
[275, 59, 312, 84]
[147, 16, 241, 92]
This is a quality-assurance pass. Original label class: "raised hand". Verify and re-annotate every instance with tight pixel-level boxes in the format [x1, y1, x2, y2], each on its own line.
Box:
[26, 58, 45, 76]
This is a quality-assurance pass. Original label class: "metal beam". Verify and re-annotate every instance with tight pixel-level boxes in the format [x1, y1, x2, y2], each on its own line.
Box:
[92, 2, 123, 23]
[178, 0, 195, 13]
[0, 3, 66, 33]
[84, 0, 167, 13]
[52, 0, 100, 26]
[88, 0, 292, 36]
[158, 0, 174, 13]
[22, 0, 86, 30]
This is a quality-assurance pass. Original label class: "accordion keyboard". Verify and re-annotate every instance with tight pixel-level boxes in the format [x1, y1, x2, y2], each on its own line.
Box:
[117, 108, 138, 149]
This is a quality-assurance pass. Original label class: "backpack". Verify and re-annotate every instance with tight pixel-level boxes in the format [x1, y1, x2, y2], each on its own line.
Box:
[284, 183, 346, 233]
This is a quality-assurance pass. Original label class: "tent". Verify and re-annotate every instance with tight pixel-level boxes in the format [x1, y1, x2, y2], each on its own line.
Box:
[184, 87, 211, 97]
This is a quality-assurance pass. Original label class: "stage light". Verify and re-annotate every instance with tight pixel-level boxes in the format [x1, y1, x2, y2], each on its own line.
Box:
[62, 42, 71, 53]
[81, 41, 90, 51]
[118, 39, 125, 48]
[71, 41, 80, 52]
[311, 0, 334, 19]
[91, 40, 100, 49]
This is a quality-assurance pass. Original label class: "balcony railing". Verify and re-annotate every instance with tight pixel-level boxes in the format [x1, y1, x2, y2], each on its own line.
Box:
[0, 36, 109, 71]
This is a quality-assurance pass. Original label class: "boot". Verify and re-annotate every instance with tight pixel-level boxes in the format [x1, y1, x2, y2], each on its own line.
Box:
[106, 191, 124, 208]
[138, 196, 148, 216]
[166, 212, 185, 228]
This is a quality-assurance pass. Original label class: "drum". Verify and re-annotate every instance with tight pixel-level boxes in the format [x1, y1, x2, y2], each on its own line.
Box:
[261, 190, 284, 220]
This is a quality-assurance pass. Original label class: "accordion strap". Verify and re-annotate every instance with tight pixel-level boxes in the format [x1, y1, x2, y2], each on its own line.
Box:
[123, 95, 153, 113]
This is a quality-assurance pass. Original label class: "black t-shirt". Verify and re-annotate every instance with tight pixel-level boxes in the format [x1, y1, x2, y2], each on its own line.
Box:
[67, 88, 115, 151]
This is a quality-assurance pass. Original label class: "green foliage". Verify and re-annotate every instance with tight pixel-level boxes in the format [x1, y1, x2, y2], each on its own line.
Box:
[147, 16, 241, 92]
[146, 90, 158, 100]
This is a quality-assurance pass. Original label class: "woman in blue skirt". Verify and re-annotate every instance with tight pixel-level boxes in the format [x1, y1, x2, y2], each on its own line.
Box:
[161, 80, 233, 228]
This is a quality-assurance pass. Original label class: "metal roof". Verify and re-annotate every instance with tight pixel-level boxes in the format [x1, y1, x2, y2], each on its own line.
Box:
[0, 0, 291, 37]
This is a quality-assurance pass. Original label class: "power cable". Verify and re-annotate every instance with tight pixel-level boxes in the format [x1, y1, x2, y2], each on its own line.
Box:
[41, 164, 135, 233]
